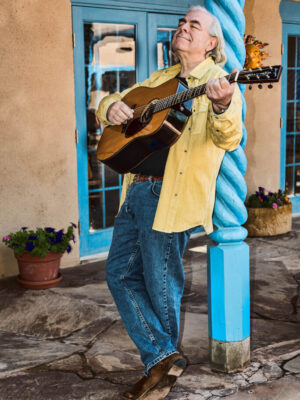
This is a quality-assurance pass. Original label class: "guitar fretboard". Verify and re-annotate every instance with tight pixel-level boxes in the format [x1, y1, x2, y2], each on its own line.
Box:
[153, 72, 236, 113]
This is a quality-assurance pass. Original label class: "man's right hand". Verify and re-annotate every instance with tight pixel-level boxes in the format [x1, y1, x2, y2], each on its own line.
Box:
[107, 101, 134, 125]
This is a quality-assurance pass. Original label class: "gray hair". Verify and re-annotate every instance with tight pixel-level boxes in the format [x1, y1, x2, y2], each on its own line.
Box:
[188, 6, 227, 66]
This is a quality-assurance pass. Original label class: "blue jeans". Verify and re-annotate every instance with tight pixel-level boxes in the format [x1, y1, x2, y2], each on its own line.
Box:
[106, 179, 195, 374]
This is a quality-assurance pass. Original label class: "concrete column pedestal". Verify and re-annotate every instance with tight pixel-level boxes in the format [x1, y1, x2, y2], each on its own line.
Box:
[209, 337, 250, 373]
[207, 242, 250, 373]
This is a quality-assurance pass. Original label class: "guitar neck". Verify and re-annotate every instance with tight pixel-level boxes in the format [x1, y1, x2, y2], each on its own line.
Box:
[153, 65, 282, 113]
[153, 72, 237, 113]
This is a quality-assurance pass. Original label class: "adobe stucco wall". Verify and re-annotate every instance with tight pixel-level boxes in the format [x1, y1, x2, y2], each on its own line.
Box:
[244, 0, 282, 195]
[0, 0, 79, 277]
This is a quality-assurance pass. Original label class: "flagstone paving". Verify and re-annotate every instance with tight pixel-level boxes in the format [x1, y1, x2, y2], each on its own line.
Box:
[0, 218, 299, 399]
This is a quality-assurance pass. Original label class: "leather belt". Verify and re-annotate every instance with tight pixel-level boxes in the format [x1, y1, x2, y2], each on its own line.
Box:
[133, 174, 163, 183]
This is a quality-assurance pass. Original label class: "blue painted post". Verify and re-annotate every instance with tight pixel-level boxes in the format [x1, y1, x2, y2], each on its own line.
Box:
[205, 0, 250, 372]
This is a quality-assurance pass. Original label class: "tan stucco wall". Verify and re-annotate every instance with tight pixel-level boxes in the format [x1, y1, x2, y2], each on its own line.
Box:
[0, 0, 79, 277]
[244, 0, 282, 195]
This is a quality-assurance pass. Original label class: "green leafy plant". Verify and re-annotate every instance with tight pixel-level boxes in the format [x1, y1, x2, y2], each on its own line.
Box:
[2, 223, 76, 257]
[246, 187, 291, 209]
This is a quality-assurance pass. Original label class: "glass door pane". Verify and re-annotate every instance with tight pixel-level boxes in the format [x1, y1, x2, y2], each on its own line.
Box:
[148, 13, 184, 75]
[84, 22, 136, 232]
[73, 7, 147, 257]
[157, 28, 177, 69]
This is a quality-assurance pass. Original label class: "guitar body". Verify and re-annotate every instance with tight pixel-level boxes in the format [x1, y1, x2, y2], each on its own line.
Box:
[96, 78, 193, 174]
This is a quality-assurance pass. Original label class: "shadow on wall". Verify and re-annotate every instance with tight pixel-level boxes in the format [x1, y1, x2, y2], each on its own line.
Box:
[0, 250, 19, 279]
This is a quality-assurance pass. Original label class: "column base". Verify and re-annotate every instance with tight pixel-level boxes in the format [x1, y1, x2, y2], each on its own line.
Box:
[209, 336, 250, 373]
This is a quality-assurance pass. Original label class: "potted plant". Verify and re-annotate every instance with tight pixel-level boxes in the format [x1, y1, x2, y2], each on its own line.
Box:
[244, 187, 292, 237]
[2, 223, 76, 289]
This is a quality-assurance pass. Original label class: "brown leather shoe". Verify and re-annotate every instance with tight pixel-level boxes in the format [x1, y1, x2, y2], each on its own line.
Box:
[142, 374, 177, 400]
[122, 353, 186, 400]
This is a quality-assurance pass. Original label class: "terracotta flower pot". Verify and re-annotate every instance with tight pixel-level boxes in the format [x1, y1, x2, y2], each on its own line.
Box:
[244, 203, 292, 237]
[15, 251, 63, 289]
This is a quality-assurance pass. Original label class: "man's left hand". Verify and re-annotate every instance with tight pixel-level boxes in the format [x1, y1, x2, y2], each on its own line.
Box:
[205, 69, 237, 114]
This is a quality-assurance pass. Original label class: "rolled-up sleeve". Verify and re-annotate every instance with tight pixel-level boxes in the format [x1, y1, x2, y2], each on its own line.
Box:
[207, 85, 243, 152]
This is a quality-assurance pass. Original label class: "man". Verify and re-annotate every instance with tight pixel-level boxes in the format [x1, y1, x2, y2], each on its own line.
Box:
[96, 6, 242, 400]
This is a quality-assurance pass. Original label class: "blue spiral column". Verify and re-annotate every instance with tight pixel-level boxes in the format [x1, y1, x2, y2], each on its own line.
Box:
[205, 0, 250, 372]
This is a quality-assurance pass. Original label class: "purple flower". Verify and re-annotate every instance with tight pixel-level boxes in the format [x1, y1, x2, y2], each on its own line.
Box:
[272, 203, 278, 209]
[56, 230, 64, 243]
[258, 186, 265, 193]
[67, 245, 72, 253]
[21, 227, 28, 231]
[45, 227, 55, 233]
[26, 242, 35, 251]
[49, 237, 56, 245]
[2, 236, 11, 242]
[28, 235, 37, 241]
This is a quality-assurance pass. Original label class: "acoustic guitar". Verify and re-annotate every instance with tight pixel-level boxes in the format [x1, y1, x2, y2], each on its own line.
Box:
[97, 66, 282, 174]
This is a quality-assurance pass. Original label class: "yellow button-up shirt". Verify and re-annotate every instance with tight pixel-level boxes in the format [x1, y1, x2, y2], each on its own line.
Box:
[96, 57, 242, 234]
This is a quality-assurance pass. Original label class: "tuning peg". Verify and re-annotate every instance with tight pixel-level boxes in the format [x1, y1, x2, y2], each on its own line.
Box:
[258, 84, 263, 89]
[268, 84, 273, 89]
[249, 85, 252, 90]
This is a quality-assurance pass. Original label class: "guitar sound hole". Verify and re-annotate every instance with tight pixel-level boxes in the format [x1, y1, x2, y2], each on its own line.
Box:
[140, 99, 158, 124]
[125, 118, 146, 138]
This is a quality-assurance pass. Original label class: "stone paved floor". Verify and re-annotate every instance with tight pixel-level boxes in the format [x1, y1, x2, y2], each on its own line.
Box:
[0, 218, 300, 399]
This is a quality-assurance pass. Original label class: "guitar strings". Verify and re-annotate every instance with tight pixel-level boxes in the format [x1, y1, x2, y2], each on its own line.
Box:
[129, 67, 275, 117]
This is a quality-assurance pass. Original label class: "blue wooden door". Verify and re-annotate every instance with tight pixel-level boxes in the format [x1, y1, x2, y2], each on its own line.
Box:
[72, 7, 183, 258]
[281, 23, 300, 213]
[280, 1, 300, 213]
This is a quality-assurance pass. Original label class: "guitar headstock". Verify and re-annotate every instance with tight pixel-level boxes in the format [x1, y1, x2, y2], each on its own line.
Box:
[236, 65, 283, 85]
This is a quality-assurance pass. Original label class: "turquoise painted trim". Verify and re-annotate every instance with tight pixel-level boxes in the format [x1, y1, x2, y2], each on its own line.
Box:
[72, 6, 148, 256]
[280, 0, 300, 24]
[280, 1, 300, 214]
[71, 0, 204, 14]
[207, 242, 250, 341]
[291, 197, 300, 213]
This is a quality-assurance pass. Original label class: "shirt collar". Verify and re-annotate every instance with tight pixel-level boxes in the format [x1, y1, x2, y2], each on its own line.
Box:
[163, 63, 181, 77]
[163, 57, 215, 80]
[188, 57, 216, 79]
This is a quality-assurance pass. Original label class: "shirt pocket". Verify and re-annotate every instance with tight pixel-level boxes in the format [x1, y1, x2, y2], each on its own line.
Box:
[190, 102, 209, 135]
